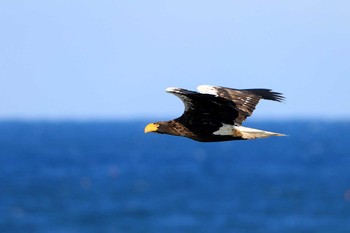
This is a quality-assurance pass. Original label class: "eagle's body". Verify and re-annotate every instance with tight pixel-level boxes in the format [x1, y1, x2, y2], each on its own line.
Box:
[145, 85, 285, 142]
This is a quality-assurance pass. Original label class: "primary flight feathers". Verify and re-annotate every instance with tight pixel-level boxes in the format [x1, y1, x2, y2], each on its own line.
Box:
[145, 85, 285, 142]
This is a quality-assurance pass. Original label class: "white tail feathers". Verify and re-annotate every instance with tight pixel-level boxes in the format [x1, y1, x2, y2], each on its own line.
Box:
[213, 124, 285, 139]
[235, 125, 285, 139]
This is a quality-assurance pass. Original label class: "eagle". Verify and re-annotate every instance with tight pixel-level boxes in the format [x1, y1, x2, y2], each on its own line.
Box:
[144, 85, 285, 142]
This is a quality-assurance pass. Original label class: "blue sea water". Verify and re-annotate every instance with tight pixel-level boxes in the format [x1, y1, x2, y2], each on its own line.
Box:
[0, 120, 350, 233]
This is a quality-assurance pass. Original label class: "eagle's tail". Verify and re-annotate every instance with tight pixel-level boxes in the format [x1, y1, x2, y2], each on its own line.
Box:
[235, 125, 286, 139]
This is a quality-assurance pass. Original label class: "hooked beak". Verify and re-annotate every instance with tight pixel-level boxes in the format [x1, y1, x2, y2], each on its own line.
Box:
[144, 123, 159, 133]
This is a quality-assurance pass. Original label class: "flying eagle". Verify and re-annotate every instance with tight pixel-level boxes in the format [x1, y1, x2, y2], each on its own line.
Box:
[145, 85, 285, 142]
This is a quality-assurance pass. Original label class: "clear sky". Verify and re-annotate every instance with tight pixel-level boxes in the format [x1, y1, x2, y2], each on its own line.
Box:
[1, 1, 349, 120]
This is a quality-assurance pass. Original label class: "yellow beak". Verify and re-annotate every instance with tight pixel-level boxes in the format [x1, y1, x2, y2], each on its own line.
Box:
[144, 123, 159, 133]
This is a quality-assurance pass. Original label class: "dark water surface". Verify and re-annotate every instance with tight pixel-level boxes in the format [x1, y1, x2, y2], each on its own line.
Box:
[0, 120, 349, 233]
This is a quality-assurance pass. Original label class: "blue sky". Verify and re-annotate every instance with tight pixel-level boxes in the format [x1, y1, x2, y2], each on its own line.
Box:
[0, 1, 349, 120]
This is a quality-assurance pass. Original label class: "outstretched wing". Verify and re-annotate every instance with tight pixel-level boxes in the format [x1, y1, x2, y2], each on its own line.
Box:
[165, 87, 239, 132]
[197, 85, 284, 124]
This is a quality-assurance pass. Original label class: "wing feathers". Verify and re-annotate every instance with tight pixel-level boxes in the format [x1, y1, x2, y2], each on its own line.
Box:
[167, 85, 284, 125]
[240, 89, 285, 102]
[197, 85, 284, 124]
[166, 87, 197, 111]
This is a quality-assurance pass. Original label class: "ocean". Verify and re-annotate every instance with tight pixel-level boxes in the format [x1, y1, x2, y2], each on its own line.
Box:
[0, 120, 349, 233]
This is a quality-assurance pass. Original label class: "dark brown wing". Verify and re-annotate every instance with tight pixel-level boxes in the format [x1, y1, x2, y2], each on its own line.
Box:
[197, 85, 284, 125]
[165, 87, 239, 135]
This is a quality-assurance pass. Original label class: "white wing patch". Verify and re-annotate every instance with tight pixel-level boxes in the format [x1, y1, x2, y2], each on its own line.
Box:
[213, 123, 235, 135]
[197, 85, 219, 96]
[165, 87, 180, 92]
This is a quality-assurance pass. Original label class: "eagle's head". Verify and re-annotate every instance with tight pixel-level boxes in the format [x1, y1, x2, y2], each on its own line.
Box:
[144, 122, 170, 134]
[144, 121, 185, 136]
